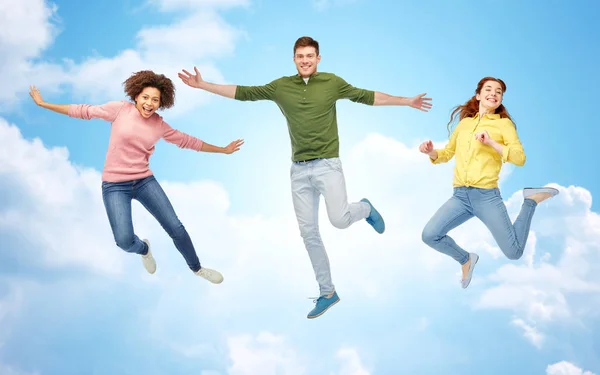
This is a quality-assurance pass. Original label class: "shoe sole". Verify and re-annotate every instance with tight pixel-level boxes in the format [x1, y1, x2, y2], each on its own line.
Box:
[307, 297, 340, 319]
[197, 275, 224, 284]
[523, 187, 559, 198]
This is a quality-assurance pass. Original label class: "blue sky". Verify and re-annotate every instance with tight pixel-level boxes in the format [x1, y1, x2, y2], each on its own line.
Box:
[1, 0, 600, 375]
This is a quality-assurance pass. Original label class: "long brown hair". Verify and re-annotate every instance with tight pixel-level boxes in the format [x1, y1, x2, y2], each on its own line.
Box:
[446, 77, 514, 135]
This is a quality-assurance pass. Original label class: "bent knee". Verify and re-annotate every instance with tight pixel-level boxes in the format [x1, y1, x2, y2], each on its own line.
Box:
[421, 227, 439, 245]
[114, 233, 134, 249]
[329, 214, 351, 229]
[499, 241, 523, 260]
[504, 249, 523, 260]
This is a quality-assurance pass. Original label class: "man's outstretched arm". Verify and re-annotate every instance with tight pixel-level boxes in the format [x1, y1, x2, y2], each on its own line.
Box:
[337, 76, 432, 112]
[374, 92, 433, 112]
[178, 67, 237, 98]
[179, 66, 276, 102]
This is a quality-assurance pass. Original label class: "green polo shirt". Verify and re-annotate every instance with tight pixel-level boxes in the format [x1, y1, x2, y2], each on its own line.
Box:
[234, 72, 375, 162]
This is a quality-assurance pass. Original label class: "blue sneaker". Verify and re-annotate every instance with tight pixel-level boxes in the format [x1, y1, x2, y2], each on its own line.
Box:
[307, 292, 340, 319]
[361, 198, 385, 234]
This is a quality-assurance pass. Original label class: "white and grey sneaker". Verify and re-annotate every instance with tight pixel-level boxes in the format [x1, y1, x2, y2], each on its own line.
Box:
[141, 239, 156, 274]
[195, 267, 223, 284]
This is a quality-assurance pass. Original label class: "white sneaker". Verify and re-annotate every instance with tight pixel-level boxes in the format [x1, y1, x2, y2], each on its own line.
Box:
[141, 239, 156, 274]
[195, 267, 223, 284]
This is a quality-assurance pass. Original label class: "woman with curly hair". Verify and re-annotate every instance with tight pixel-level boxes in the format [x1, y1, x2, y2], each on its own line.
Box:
[418, 77, 559, 289]
[28, 70, 243, 284]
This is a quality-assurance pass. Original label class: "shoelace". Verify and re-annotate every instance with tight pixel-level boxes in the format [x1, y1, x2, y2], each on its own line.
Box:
[307, 296, 322, 303]
[197, 269, 213, 277]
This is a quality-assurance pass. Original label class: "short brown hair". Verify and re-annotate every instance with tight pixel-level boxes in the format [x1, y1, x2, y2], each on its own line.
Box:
[294, 36, 319, 55]
[123, 70, 176, 110]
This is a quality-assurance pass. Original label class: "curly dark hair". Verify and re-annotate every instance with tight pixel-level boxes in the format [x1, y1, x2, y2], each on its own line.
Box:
[123, 70, 176, 109]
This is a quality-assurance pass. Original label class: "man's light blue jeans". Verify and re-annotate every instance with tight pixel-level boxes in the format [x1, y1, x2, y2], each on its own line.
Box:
[290, 157, 371, 296]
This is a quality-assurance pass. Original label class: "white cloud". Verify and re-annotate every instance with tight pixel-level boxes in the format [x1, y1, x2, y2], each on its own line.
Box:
[136, 12, 242, 63]
[226, 332, 306, 375]
[335, 348, 370, 375]
[0, 118, 124, 275]
[223, 334, 370, 375]
[511, 318, 544, 348]
[0, 0, 58, 56]
[63, 10, 245, 115]
[547, 361, 596, 375]
[0, 0, 66, 109]
[4, 116, 600, 312]
[474, 183, 600, 347]
[1, 0, 246, 116]
[2, 115, 600, 371]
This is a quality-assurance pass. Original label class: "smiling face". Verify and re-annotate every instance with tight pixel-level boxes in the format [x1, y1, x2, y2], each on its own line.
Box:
[294, 46, 320, 78]
[476, 80, 503, 113]
[134, 86, 161, 118]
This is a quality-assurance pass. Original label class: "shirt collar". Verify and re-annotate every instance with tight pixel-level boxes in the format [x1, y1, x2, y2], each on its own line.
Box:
[474, 112, 501, 120]
[293, 72, 320, 82]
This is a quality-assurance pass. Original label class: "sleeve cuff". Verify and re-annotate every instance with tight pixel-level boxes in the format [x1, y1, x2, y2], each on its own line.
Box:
[430, 150, 442, 164]
[501, 146, 510, 163]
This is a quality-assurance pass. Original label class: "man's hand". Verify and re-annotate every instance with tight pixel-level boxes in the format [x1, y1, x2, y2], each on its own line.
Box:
[409, 93, 433, 112]
[178, 67, 204, 89]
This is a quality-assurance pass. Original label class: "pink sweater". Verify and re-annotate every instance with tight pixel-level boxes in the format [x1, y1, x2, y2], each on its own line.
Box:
[68, 101, 204, 182]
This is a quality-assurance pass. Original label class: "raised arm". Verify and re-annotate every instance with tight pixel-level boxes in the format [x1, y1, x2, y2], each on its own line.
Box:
[179, 66, 277, 102]
[200, 139, 244, 154]
[161, 121, 244, 155]
[419, 128, 458, 164]
[335, 76, 432, 112]
[29, 85, 123, 122]
[29, 85, 69, 115]
[475, 120, 526, 166]
[178, 67, 236, 98]
[499, 122, 526, 166]
[373, 92, 432, 112]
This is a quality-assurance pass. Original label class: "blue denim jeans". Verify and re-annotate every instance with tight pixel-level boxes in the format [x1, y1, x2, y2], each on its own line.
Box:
[101, 175, 201, 272]
[422, 186, 538, 264]
[290, 157, 371, 296]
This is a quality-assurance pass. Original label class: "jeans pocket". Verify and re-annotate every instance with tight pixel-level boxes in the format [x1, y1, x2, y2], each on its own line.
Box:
[290, 163, 297, 179]
[476, 187, 501, 199]
[322, 158, 342, 172]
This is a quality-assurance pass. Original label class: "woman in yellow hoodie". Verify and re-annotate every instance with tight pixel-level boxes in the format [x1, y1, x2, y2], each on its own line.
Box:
[419, 77, 558, 288]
